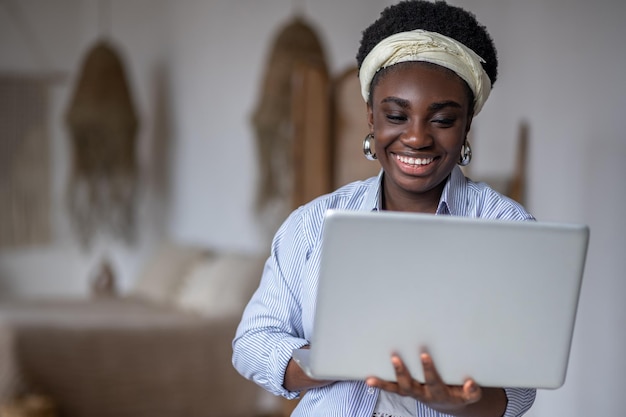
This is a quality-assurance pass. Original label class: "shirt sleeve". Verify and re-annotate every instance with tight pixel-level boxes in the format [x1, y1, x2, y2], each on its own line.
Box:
[503, 387, 536, 417]
[232, 207, 311, 399]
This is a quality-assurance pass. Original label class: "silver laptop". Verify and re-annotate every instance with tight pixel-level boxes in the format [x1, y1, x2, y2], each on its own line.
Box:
[293, 209, 589, 389]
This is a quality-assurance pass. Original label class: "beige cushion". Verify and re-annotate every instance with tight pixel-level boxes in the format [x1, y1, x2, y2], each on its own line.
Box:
[176, 252, 265, 318]
[132, 242, 210, 305]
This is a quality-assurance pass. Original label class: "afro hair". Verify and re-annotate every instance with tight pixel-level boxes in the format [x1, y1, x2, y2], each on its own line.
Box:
[356, 0, 498, 86]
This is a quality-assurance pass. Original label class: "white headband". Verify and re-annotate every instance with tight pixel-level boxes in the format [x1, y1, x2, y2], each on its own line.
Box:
[359, 29, 492, 114]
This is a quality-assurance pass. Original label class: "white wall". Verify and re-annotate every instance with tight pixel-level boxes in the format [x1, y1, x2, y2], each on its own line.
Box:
[0, 0, 624, 416]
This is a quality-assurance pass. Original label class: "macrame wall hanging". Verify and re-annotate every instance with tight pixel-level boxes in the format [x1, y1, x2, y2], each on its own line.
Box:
[252, 15, 331, 235]
[65, 40, 139, 248]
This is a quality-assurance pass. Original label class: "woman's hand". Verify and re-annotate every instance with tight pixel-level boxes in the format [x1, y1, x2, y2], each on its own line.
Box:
[365, 352, 506, 417]
[284, 345, 334, 392]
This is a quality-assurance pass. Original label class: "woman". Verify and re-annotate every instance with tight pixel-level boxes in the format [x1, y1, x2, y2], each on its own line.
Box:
[232, 1, 536, 416]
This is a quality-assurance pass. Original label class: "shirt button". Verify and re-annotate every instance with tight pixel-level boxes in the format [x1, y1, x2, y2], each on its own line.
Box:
[367, 387, 375, 394]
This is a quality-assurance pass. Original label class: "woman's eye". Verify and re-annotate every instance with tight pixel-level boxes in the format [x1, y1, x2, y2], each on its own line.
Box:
[432, 118, 455, 127]
[386, 114, 407, 122]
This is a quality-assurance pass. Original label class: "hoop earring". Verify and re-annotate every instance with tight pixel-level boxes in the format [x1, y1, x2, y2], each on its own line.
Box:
[363, 133, 377, 160]
[458, 139, 472, 166]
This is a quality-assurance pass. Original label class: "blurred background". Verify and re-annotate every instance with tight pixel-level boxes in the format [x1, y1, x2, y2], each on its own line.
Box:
[0, 0, 624, 416]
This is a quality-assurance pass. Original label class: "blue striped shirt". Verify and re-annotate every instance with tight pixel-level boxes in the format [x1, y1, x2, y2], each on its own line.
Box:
[232, 166, 536, 417]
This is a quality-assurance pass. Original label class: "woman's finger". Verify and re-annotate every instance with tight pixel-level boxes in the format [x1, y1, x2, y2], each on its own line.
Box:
[461, 379, 483, 403]
[392, 354, 422, 396]
[420, 353, 449, 398]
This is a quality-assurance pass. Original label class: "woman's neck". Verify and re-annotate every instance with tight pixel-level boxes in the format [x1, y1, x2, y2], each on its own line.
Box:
[381, 177, 446, 214]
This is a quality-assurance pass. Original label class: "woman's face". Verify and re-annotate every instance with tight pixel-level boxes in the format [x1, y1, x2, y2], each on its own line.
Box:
[367, 61, 473, 212]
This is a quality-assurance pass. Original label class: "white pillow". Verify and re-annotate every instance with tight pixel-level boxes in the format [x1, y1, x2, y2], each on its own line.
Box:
[176, 252, 265, 318]
[132, 242, 210, 305]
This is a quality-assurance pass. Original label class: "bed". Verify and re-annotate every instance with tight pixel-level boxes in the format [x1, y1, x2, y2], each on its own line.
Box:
[0, 244, 268, 417]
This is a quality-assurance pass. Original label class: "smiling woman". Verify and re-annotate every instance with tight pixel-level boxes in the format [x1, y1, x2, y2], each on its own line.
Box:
[367, 62, 473, 213]
[232, 2, 537, 417]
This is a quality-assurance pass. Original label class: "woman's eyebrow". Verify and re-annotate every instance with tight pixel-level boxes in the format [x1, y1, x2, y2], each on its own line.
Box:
[380, 97, 463, 111]
[380, 96, 410, 109]
[428, 100, 462, 111]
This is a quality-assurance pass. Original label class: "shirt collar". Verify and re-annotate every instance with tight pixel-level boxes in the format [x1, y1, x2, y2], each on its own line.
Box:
[364, 166, 468, 215]
[437, 165, 468, 216]
[362, 169, 384, 211]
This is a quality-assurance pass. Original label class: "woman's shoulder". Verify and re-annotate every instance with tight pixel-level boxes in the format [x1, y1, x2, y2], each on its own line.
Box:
[282, 176, 379, 236]
[303, 176, 378, 214]
[464, 177, 534, 221]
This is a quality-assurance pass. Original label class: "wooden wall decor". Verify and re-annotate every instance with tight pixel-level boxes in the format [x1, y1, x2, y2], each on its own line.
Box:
[290, 61, 332, 209]
[506, 120, 528, 205]
[332, 67, 380, 188]
[463, 120, 529, 206]
[0, 75, 51, 249]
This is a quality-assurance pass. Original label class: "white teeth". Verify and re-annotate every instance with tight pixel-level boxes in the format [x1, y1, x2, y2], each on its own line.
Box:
[395, 154, 433, 166]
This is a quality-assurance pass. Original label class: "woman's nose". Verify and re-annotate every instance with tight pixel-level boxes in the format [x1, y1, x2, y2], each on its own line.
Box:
[402, 121, 433, 148]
